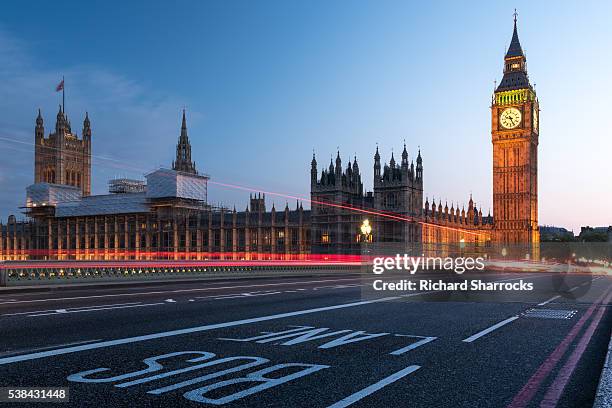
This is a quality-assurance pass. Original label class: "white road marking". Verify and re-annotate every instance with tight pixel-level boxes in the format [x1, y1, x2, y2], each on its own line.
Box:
[0, 293, 433, 366]
[27, 302, 166, 317]
[0, 339, 102, 358]
[537, 295, 561, 306]
[327, 365, 421, 408]
[389, 335, 437, 355]
[0, 274, 542, 366]
[462, 316, 520, 343]
[213, 291, 283, 300]
[0, 277, 365, 306]
[2, 302, 143, 316]
[164, 299, 177, 303]
[569, 286, 580, 292]
[314, 284, 362, 290]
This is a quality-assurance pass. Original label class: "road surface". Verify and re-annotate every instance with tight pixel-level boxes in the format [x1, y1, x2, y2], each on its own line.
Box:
[0, 271, 610, 407]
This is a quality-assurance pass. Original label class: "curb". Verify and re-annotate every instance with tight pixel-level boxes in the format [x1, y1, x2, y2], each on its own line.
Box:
[593, 329, 612, 408]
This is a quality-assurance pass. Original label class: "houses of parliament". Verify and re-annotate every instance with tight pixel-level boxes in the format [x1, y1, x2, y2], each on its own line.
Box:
[0, 18, 539, 261]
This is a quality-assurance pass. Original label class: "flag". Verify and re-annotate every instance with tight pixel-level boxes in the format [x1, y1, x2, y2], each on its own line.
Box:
[56, 79, 64, 92]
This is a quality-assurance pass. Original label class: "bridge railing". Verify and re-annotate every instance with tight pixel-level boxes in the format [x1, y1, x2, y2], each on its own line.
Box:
[0, 263, 358, 287]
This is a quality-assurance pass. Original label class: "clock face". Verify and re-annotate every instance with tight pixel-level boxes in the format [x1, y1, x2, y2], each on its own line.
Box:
[533, 107, 539, 130]
[500, 107, 522, 129]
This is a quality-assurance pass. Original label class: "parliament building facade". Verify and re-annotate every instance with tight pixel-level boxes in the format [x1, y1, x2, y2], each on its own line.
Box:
[0, 19, 538, 261]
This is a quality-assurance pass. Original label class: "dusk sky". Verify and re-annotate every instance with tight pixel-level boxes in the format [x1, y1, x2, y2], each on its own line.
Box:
[0, 1, 610, 232]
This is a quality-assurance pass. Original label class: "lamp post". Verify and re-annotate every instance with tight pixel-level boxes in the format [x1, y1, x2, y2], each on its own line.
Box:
[360, 219, 372, 242]
[360, 219, 373, 262]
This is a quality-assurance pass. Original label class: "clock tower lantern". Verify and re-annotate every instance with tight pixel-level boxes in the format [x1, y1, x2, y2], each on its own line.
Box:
[492, 14, 540, 245]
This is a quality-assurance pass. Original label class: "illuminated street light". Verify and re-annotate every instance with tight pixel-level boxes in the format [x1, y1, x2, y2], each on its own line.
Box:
[360, 219, 372, 236]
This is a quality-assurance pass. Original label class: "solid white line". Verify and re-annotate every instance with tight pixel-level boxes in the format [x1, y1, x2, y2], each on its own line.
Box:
[0, 339, 102, 358]
[27, 303, 166, 317]
[462, 316, 519, 343]
[2, 302, 143, 316]
[0, 277, 365, 306]
[537, 295, 561, 306]
[0, 293, 422, 366]
[327, 365, 421, 408]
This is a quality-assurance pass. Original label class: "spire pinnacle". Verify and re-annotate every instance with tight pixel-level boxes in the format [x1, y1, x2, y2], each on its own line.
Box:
[513, 8, 518, 24]
[173, 109, 197, 174]
[505, 10, 524, 58]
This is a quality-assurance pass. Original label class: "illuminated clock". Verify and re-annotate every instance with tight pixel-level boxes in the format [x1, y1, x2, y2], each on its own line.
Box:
[533, 106, 539, 130]
[500, 107, 522, 129]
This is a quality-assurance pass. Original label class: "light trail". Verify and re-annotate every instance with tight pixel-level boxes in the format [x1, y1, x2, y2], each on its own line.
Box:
[0, 135, 489, 238]
[209, 180, 490, 237]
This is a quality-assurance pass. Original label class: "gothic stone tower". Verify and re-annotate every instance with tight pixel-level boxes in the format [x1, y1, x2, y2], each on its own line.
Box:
[34, 106, 92, 196]
[310, 151, 365, 254]
[373, 145, 423, 243]
[172, 109, 197, 174]
[492, 16, 539, 244]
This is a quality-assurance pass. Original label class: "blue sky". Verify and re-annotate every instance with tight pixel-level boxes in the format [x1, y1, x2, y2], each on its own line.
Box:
[0, 0, 610, 232]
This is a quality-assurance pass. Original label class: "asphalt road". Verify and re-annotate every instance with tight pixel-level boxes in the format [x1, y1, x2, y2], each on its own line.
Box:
[0, 271, 610, 407]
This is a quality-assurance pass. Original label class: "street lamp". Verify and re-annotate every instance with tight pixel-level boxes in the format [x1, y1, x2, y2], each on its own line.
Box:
[360, 219, 372, 242]
[360, 219, 373, 264]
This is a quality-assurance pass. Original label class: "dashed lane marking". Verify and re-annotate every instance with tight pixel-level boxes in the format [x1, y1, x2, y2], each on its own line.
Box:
[327, 365, 421, 408]
[537, 295, 561, 306]
[462, 316, 520, 343]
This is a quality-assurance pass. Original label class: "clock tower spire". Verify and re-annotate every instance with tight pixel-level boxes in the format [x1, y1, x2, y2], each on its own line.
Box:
[491, 12, 540, 245]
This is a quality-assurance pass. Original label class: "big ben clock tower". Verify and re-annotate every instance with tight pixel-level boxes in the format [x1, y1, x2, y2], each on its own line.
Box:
[492, 13, 540, 245]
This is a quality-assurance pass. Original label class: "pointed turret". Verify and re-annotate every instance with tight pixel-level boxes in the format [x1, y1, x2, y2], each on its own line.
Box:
[374, 145, 381, 180]
[401, 143, 408, 166]
[496, 12, 531, 92]
[506, 14, 524, 58]
[172, 109, 197, 174]
[416, 148, 423, 181]
[55, 105, 66, 132]
[82, 112, 91, 140]
[35, 109, 44, 140]
[389, 151, 396, 168]
[36, 109, 43, 127]
[311, 151, 317, 186]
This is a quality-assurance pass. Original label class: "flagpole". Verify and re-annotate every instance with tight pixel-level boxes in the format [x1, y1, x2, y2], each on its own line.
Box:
[62, 76, 65, 113]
